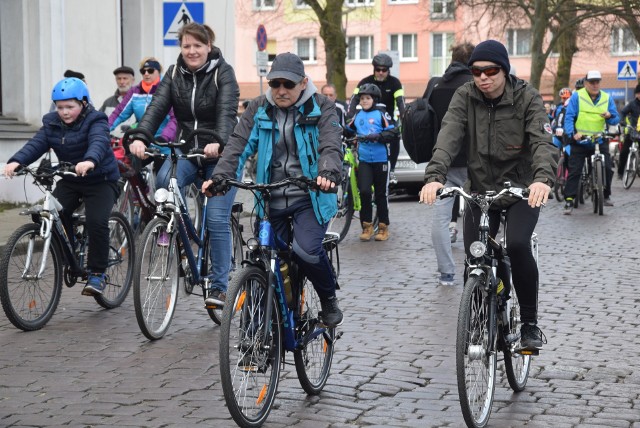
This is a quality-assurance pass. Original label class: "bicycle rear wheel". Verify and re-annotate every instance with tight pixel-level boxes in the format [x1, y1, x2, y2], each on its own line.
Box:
[133, 217, 180, 340]
[0, 223, 63, 331]
[294, 276, 335, 395]
[622, 151, 637, 189]
[592, 160, 604, 215]
[327, 171, 354, 242]
[456, 276, 496, 428]
[219, 265, 282, 428]
[502, 290, 531, 392]
[553, 160, 566, 201]
[95, 212, 135, 309]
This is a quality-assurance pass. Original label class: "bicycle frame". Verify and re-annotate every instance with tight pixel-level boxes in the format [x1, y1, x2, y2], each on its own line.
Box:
[342, 140, 361, 211]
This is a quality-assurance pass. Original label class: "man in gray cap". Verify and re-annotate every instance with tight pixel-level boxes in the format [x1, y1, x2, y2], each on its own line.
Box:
[99, 65, 135, 135]
[206, 52, 344, 327]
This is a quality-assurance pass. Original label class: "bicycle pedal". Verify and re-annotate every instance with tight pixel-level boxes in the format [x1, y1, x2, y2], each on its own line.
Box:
[515, 348, 539, 356]
[204, 303, 219, 310]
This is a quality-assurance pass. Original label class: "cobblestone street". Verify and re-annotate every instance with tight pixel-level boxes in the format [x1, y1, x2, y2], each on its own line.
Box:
[1, 179, 639, 427]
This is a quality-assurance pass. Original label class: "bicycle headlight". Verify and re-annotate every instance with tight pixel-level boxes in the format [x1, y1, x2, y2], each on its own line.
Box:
[469, 241, 486, 258]
[154, 188, 170, 203]
[246, 237, 259, 251]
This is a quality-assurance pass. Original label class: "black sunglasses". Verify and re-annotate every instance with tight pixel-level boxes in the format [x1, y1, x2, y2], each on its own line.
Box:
[374, 67, 389, 73]
[140, 68, 156, 75]
[268, 79, 298, 89]
[470, 65, 502, 77]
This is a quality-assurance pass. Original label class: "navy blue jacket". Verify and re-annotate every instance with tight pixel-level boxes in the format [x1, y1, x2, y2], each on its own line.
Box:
[8, 105, 119, 184]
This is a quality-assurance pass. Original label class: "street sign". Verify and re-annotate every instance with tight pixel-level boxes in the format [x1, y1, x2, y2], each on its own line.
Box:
[617, 60, 637, 81]
[163, 2, 204, 46]
[256, 25, 268, 51]
[256, 51, 269, 77]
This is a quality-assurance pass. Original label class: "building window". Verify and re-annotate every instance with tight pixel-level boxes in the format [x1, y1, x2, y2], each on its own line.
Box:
[347, 36, 374, 61]
[431, 32, 454, 76]
[431, 0, 454, 19]
[390, 34, 418, 60]
[296, 38, 317, 62]
[266, 40, 277, 62]
[507, 29, 531, 56]
[254, 0, 275, 10]
[346, 0, 374, 6]
[611, 27, 640, 55]
[389, 0, 418, 4]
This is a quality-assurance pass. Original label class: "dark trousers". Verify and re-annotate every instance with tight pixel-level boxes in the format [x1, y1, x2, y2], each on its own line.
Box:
[54, 180, 119, 273]
[357, 161, 390, 225]
[564, 143, 613, 200]
[463, 200, 540, 323]
[388, 135, 400, 171]
[270, 199, 337, 299]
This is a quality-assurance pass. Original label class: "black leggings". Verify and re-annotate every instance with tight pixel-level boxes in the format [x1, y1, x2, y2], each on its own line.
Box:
[463, 199, 540, 323]
[357, 161, 389, 225]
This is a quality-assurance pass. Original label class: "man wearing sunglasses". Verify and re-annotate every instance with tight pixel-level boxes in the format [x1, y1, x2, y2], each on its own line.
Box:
[347, 53, 406, 184]
[207, 52, 344, 327]
[420, 40, 557, 353]
[562, 70, 620, 213]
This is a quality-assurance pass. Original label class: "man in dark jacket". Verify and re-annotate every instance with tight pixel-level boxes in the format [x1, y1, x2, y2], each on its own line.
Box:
[618, 84, 640, 179]
[420, 40, 557, 352]
[426, 42, 475, 287]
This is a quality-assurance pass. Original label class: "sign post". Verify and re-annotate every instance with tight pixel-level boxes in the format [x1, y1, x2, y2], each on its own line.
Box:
[617, 60, 638, 105]
[256, 25, 268, 96]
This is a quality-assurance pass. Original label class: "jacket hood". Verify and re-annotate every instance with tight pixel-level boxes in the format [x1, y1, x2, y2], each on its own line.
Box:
[265, 77, 317, 109]
[441, 61, 472, 83]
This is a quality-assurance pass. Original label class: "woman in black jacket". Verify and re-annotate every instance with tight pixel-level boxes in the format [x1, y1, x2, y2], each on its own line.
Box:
[130, 23, 240, 308]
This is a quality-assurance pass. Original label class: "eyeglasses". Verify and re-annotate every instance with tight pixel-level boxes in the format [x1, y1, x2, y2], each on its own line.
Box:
[470, 65, 502, 77]
[374, 67, 389, 73]
[140, 68, 156, 75]
[268, 79, 298, 89]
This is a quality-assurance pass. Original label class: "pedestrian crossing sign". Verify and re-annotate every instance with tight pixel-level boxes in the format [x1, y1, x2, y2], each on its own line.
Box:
[617, 60, 637, 81]
[163, 2, 204, 46]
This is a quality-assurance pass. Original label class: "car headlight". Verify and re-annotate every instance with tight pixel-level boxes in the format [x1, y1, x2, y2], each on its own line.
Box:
[469, 241, 486, 258]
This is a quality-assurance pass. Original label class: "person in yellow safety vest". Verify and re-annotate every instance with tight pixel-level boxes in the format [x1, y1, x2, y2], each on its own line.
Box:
[562, 70, 620, 215]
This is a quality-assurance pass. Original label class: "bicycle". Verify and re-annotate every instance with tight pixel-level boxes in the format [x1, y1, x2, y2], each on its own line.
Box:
[327, 135, 378, 242]
[217, 176, 342, 428]
[579, 134, 607, 215]
[0, 162, 135, 331]
[437, 185, 537, 428]
[622, 126, 640, 189]
[128, 128, 244, 339]
[553, 145, 569, 201]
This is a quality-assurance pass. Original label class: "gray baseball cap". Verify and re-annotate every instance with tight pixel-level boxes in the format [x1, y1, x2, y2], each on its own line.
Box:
[267, 52, 306, 82]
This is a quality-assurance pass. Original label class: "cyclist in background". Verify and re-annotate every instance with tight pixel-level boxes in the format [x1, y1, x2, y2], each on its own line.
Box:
[205, 52, 344, 327]
[420, 40, 556, 352]
[4, 78, 120, 296]
[347, 53, 405, 185]
[617, 84, 640, 180]
[562, 70, 620, 214]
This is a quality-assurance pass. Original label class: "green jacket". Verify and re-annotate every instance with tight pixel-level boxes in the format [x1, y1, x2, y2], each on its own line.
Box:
[425, 75, 557, 207]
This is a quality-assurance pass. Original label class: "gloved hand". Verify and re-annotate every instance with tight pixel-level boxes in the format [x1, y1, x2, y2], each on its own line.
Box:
[365, 133, 381, 142]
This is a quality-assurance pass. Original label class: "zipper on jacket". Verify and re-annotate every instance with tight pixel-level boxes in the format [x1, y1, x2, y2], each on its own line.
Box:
[306, 132, 316, 165]
[487, 103, 497, 188]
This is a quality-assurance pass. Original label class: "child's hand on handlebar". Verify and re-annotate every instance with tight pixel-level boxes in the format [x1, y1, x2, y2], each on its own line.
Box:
[75, 161, 95, 177]
[130, 140, 148, 159]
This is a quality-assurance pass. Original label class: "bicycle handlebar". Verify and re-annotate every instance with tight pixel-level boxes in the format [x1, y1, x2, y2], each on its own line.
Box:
[437, 185, 529, 204]
[15, 162, 82, 180]
[209, 176, 338, 195]
[122, 127, 225, 152]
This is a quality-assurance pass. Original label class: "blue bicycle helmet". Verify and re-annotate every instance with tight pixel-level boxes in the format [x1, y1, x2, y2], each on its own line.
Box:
[51, 77, 90, 102]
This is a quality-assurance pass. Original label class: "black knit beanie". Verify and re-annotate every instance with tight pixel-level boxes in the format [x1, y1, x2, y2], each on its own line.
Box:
[467, 40, 511, 73]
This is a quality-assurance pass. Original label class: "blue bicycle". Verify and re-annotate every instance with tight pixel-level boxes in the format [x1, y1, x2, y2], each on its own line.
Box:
[216, 176, 341, 428]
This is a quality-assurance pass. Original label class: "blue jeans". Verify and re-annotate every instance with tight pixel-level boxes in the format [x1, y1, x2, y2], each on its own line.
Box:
[156, 156, 238, 292]
[431, 167, 467, 277]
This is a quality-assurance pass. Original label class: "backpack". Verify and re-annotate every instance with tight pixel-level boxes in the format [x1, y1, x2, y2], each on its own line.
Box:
[401, 78, 440, 163]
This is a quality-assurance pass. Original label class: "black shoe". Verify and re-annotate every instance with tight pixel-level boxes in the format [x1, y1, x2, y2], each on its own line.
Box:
[204, 289, 226, 308]
[563, 200, 573, 215]
[604, 198, 614, 207]
[319, 295, 343, 327]
[520, 323, 546, 351]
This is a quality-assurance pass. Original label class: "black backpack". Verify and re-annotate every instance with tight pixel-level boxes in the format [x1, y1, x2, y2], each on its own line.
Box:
[401, 78, 440, 164]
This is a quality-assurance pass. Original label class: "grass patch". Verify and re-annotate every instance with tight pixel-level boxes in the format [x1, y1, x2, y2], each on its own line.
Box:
[0, 201, 25, 213]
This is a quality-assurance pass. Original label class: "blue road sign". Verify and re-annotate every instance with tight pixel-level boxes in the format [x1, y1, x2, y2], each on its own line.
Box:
[163, 2, 204, 46]
[617, 60, 637, 81]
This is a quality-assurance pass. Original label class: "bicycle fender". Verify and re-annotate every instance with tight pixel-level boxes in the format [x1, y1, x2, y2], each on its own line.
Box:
[468, 268, 486, 279]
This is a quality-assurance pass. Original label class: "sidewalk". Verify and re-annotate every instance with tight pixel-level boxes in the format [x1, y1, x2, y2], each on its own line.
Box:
[0, 206, 31, 251]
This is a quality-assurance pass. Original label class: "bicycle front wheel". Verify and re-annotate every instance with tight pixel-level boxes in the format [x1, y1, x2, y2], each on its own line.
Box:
[0, 223, 63, 331]
[623, 151, 637, 189]
[502, 290, 531, 392]
[220, 265, 282, 428]
[95, 212, 135, 309]
[294, 277, 335, 395]
[456, 276, 496, 428]
[592, 159, 604, 215]
[327, 176, 353, 242]
[133, 217, 180, 340]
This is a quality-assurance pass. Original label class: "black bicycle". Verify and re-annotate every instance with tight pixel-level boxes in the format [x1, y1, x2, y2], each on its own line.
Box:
[216, 176, 341, 428]
[438, 185, 537, 428]
[0, 163, 135, 331]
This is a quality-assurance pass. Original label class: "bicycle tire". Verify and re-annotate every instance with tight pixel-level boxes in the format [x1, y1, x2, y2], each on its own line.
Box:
[456, 276, 496, 428]
[294, 276, 335, 395]
[114, 180, 136, 229]
[327, 175, 354, 242]
[0, 223, 63, 331]
[553, 160, 565, 201]
[502, 290, 531, 392]
[592, 159, 604, 215]
[94, 212, 135, 309]
[133, 217, 180, 340]
[622, 151, 637, 189]
[219, 265, 282, 427]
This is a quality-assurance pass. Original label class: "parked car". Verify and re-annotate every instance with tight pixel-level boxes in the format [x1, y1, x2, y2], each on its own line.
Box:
[393, 141, 427, 195]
